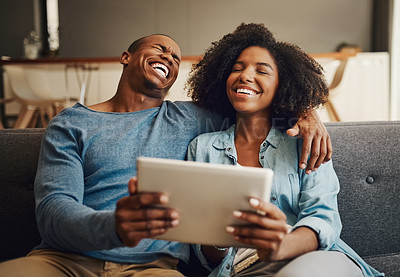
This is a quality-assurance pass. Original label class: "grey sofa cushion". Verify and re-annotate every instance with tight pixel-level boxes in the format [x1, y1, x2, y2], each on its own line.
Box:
[0, 128, 44, 261]
[365, 254, 400, 277]
[327, 121, 400, 275]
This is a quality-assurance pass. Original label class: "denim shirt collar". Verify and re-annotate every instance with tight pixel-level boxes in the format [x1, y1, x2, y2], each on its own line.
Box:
[212, 124, 283, 152]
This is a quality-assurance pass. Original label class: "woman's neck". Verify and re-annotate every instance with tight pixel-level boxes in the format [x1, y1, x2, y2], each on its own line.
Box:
[235, 115, 271, 143]
[234, 114, 271, 167]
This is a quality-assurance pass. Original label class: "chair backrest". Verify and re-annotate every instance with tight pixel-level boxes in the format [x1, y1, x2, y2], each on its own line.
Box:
[316, 58, 348, 91]
[3, 65, 40, 100]
[328, 59, 348, 91]
[23, 68, 54, 99]
[3, 65, 67, 101]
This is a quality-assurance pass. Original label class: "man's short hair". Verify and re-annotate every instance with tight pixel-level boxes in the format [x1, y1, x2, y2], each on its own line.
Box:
[127, 34, 175, 54]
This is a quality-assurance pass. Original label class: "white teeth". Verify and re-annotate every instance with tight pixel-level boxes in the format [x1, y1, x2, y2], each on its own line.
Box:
[151, 63, 169, 78]
[236, 88, 257, 95]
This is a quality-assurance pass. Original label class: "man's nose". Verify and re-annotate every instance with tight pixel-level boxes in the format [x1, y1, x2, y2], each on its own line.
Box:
[160, 52, 174, 65]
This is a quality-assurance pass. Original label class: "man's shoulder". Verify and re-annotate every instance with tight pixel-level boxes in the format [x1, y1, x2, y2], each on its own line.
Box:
[161, 101, 228, 132]
[59, 102, 91, 115]
[162, 100, 204, 115]
[49, 103, 95, 125]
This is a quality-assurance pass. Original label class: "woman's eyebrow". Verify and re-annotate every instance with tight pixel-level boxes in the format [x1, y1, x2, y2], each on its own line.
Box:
[234, 61, 273, 70]
[257, 62, 274, 70]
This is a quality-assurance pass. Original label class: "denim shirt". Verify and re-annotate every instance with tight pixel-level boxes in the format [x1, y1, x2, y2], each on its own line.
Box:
[187, 124, 383, 277]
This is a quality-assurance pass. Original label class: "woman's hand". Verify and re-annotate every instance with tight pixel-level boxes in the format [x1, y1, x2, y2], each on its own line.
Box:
[226, 197, 289, 261]
[286, 109, 332, 174]
[115, 177, 180, 247]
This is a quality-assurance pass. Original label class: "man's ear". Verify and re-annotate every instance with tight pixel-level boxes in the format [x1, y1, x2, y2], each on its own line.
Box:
[120, 51, 130, 65]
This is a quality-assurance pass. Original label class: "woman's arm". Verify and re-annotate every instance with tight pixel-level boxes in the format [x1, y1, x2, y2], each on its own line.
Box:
[228, 160, 341, 262]
[269, 226, 318, 261]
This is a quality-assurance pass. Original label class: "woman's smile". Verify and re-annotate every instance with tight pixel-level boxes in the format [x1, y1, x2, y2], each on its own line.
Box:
[235, 87, 260, 96]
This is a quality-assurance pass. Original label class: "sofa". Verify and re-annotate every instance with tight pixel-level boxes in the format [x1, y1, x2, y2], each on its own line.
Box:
[0, 121, 399, 276]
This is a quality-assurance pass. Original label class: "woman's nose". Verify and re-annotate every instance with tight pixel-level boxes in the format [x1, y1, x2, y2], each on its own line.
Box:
[239, 69, 255, 83]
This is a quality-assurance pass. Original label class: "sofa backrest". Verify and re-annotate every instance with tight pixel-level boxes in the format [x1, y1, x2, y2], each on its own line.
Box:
[327, 121, 400, 259]
[0, 128, 44, 261]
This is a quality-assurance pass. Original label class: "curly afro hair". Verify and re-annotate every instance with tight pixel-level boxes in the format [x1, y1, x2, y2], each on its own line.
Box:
[186, 23, 329, 129]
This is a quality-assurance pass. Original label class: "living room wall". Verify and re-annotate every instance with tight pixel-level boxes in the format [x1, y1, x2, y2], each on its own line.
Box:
[58, 0, 373, 57]
[1, 0, 373, 58]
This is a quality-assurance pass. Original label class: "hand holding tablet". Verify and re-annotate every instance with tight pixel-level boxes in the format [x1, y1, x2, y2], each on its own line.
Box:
[137, 157, 273, 247]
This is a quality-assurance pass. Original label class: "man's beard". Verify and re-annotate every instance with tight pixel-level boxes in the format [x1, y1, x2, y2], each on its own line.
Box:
[144, 79, 167, 98]
[144, 78, 158, 90]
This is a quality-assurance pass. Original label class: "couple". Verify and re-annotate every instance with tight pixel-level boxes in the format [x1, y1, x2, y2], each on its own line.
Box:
[0, 23, 382, 277]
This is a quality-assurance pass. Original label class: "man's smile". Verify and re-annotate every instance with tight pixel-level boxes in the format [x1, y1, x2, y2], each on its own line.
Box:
[150, 62, 169, 79]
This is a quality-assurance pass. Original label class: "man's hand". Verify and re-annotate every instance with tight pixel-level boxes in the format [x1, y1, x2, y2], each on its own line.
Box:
[115, 177, 179, 247]
[286, 109, 332, 174]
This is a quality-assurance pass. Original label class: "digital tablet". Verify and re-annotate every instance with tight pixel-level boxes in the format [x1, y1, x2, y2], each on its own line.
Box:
[136, 156, 274, 247]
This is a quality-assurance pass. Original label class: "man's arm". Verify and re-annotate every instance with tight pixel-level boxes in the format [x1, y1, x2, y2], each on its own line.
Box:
[34, 123, 121, 251]
[35, 120, 179, 252]
[286, 109, 332, 174]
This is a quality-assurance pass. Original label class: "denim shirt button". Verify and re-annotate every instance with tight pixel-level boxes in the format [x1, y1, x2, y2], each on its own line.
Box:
[272, 196, 277, 201]
[227, 147, 232, 152]
[263, 142, 266, 147]
[260, 155, 264, 159]
[226, 264, 231, 270]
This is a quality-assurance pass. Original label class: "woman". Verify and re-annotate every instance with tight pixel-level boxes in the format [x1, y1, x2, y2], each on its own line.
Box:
[185, 23, 383, 277]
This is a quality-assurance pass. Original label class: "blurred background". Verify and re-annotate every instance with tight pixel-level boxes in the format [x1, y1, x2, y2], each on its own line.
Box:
[0, 0, 399, 127]
[0, 0, 388, 57]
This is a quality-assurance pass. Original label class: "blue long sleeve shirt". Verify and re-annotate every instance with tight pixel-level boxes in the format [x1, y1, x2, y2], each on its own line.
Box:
[34, 101, 226, 264]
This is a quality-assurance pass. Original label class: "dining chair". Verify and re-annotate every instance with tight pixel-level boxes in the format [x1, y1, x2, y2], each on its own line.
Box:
[325, 58, 349, 122]
[3, 65, 66, 128]
[312, 47, 360, 122]
[0, 97, 14, 128]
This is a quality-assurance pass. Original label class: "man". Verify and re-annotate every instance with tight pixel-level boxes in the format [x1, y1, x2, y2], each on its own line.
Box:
[0, 34, 331, 276]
